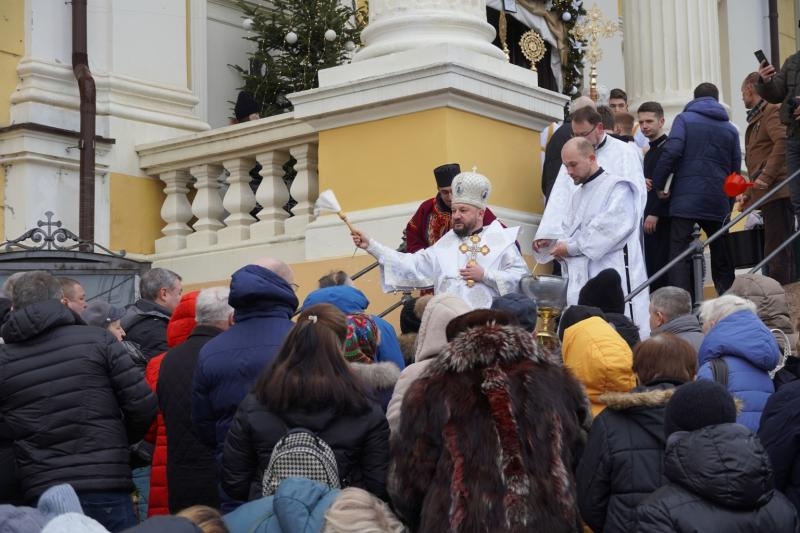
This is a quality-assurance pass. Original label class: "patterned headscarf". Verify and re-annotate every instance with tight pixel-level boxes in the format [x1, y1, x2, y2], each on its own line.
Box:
[343, 313, 379, 364]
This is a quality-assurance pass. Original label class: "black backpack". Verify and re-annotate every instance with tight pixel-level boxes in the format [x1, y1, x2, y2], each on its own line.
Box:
[261, 427, 340, 496]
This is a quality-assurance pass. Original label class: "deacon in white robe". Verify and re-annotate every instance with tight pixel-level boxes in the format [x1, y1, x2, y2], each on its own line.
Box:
[534, 137, 651, 338]
[351, 171, 529, 310]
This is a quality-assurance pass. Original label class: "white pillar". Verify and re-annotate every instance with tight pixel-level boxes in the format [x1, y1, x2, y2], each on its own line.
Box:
[155, 169, 193, 253]
[353, 0, 505, 63]
[250, 150, 291, 240]
[186, 163, 225, 248]
[622, 0, 722, 120]
[284, 143, 319, 235]
[217, 158, 256, 244]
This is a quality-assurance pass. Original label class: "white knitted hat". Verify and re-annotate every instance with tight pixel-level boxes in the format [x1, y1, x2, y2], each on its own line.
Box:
[451, 169, 491, 209]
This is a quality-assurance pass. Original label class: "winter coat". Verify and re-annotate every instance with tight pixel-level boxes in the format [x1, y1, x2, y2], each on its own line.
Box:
[635, 423, 800, 533]
[728, 273, 797, 358]
[143, 291, 199, 517]
[386, 294, 472, 436]
[0, 416, 21, 505]
[192, 265, 298, 460]
[756, 50, 800, 138]
[759, 378, 800, 515]
[159, 326, 223, 513]
[775, 356, 800, 389]
[697, 310, 779, 432]
[651, 314, 704, 354]
[122, 298, 172, 360]
[302, 286, 405, 370]
[221, 394, 389, 502]
[390, 323, 590, 533]
[651, 97, 741, 221]
[562, 316, 637, 417]
[577, 383, 678, 533]
[743, 102, 790, 205]
[0, 299, 157, 501]
[223, 477, 339, 533]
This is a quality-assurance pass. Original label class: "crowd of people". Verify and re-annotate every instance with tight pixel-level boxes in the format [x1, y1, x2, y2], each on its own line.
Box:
[5, 60, 800, 533]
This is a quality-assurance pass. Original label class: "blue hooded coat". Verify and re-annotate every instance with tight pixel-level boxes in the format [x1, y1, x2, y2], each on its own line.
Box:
[302, 286, 404, 369]
[697, 310, 779, 432]
[192, 265, 298, 460]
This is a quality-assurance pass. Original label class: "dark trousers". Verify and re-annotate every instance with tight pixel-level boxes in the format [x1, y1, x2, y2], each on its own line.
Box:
[786, 138, 800, 218]
[78, 490, 138, 532]
[644, 216, 671, 291]
[761, 197, 796, 285]
[668, 217, 735, 299]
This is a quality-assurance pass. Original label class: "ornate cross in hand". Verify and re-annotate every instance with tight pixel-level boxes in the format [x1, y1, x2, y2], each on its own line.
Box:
[459, 234, 490, 287]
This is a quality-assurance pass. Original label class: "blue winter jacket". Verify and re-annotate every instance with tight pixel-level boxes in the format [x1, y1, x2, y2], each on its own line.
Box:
[192, 265, 298, 460]
[223, 477, 339, 533]
[697, 310, 779, 432]
[302, 286, 404, 369]
[651, 97, 741, 221]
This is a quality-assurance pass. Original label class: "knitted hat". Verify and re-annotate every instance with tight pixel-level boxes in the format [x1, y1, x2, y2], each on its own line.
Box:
[578, 269, 625, 314]
[343, 313, 379, 364]
[491, 293, 538, 331]
[451, 170, 491, 209]
[37, 484, 83, 519]
[0, 505, 48, 533]
[41, 513, 110, 533]
[234, 91, 260, 122]
[82, 301, 126, 328]
[557, 305, 606, 341]
[664, 380, 737, 437]
[399, 297, 421, 334]
[433, 163, 461, 188]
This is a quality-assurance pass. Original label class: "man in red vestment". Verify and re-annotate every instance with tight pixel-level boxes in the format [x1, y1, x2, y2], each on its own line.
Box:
[404, 163, 497, 253]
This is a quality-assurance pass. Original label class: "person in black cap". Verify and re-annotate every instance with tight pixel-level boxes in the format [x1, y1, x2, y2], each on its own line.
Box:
[233, 91, 260, 124]
[578, 268, 641, 348]
[635, 380, 799, 532]
[403, 163, 498, 253]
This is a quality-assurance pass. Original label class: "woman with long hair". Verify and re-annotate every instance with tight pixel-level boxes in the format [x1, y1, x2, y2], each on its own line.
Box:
[221, 304, 389, 502]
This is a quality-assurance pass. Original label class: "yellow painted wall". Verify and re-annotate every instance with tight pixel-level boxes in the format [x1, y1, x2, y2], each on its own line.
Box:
[0, 0, 25, 126]
[779, 0, 797, 64]
[109, 173, 164, 254]
[319, 108, 543, 215]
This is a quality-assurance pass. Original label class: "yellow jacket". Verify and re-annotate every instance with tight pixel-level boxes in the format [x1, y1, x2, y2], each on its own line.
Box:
[562, 316, 636, 417]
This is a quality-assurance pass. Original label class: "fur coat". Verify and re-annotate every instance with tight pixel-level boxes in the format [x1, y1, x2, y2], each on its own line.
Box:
[389, 323, 590, 533]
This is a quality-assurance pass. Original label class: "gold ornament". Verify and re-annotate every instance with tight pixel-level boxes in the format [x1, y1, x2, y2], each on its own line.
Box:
[519, 29, 546, 71]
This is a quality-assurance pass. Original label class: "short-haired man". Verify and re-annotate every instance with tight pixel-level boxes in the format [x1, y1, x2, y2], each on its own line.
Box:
[0, 271, 156, 531]
[534, 137, 650, 337]
[638, 101, 671, 290]
[404, 163, 497, 253]
[57, 277, 87, 315]
[742, 72, 794, 285]
[122, 267, 183, 360]
[159, 287, 233, 513]
[609, 88, 649, 148]
[651, 83, 740, 298]
[649, 286, 704, 352]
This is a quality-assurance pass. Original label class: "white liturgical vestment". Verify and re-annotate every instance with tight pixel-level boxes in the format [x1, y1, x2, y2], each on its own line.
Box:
[367, 220, 529, 309]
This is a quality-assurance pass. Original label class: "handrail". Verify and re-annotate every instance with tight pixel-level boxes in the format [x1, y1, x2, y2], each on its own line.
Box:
[749, 227, 800, 273]
[625, 167, 800, 303]
[351, 241, 406, 282]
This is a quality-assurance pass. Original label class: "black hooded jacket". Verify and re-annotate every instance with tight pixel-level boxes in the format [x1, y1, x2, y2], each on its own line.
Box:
[0, 299, 157, 501]
[635, 423, 799, 532]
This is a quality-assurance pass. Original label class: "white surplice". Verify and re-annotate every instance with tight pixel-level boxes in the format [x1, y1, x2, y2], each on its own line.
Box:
[366, 220, 529, 309]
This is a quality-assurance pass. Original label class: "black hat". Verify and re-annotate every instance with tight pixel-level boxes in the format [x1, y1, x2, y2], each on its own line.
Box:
[664, 380, 737, 437]
[399, 297, 422, 334]
[492, 293, 537, 331]
[578, 268, 625, 315]
[433, 163, 461, 188]
[82, 300, 125, 328]
[557, 304, 605, 341]
[234, 91, 260, 122]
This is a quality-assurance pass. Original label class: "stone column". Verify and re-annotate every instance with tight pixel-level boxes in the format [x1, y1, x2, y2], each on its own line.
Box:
[250, 150, 291, 240]
[186, 163, 225, 248]
[353, 0, 505, 62]
[155, 169, 192, 253]
[622, 0, 722, 119]
[284, 143, 319, 235]
[217, 158, 256, 244]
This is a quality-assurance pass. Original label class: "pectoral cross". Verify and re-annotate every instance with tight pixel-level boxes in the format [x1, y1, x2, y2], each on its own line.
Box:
[459, 234, 490, 287]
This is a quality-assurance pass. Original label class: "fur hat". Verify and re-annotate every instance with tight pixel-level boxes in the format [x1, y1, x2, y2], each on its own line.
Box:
[82, 301, 125, 328]
[578, 269, 625, 314]
[491, 293, 537, 332]
[344, 313, 379, 364]
[664, 380, 737, 437]
[234, 91, 260, 122]
[433, 163, 461, 188]
[451, 170, 491, 209]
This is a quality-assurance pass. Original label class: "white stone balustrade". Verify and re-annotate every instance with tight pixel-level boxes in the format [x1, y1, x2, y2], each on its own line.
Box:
[137, 114, 318, 255]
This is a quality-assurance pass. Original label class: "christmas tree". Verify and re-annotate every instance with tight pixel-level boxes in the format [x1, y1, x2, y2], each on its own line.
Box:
[233, 0, 366, 117]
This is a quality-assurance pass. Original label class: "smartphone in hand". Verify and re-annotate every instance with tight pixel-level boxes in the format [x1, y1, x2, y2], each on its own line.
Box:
[755, 49, 769, 66]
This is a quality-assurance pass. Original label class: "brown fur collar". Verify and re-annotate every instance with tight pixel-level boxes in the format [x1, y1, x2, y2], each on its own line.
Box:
[600, 388, 675, 410]
[432, 323, 548, 374]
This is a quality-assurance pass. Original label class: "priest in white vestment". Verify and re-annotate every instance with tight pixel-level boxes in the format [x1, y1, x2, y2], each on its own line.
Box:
[350, 170, 529, 310]
[534, 137, 651, 338]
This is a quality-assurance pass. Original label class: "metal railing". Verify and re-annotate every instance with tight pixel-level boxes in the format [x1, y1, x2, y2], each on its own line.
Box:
[625, 167, 800, 305]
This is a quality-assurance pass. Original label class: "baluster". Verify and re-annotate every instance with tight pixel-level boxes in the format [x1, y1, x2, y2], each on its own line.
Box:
[217, 157, 256, 244]
[186, 163, 226, 248]
[250, 150, 290, 239]
[155, 169, 192, 253]
[285, 142, 319, 234]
